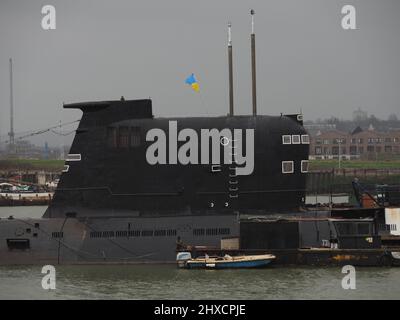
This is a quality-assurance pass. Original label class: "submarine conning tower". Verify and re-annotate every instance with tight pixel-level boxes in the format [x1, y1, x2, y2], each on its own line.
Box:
[43, 99, 309, 219]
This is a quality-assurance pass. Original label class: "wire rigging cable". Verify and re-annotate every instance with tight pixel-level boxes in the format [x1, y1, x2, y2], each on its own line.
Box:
[1, 119, 80, 144]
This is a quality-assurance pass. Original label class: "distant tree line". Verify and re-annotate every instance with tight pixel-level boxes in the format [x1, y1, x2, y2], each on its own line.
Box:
[305, 111, 400, 133]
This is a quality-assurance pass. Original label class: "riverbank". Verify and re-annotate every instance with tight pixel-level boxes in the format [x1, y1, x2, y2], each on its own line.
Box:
[1, 159, 400, 172]
[0, 159, 64, 172]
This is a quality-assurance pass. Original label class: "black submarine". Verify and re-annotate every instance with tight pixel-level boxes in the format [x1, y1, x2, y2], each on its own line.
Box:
[1, 11, 399, 266]
[0, 96, 310, 264]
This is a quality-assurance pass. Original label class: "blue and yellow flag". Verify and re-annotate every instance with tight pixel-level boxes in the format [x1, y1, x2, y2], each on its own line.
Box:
[185, 73, 200, 92]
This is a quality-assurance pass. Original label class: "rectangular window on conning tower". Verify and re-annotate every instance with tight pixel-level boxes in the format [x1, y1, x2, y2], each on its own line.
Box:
[282, 135, 291, 144]
[130, 126, 141, 147]
[301, 160, 309, 173]
[118, 126, 130, 148]
[292, 135, 301, 144]
[282, 161, 294, 174]
[301, 135, 310, 144]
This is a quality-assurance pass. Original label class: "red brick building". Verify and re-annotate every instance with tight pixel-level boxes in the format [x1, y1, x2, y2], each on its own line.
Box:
[309, 127, 400, 160]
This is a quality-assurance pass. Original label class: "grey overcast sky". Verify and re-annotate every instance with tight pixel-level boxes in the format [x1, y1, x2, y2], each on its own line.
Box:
[0, 0, 400, 146]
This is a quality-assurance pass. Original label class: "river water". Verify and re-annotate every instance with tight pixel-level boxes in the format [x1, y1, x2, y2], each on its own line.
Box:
[0, 206, 399, 300]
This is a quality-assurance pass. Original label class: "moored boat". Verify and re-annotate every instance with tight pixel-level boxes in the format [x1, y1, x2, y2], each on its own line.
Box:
[176, 252, 275, 269]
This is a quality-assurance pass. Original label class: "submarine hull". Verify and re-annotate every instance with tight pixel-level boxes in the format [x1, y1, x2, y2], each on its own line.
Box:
[0, 214, 239, 264]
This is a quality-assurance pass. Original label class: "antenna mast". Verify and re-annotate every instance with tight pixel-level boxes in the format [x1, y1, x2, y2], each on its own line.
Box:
[228, 22, 234, 116]
[9, 58, 15, 148]
[250, 9, 257, 116]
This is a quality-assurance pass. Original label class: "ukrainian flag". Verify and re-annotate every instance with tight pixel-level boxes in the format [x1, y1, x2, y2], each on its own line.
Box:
[185, 73, 200, 92]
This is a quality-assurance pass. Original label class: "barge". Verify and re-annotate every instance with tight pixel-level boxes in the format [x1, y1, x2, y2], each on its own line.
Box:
[177, 202, 400, 267]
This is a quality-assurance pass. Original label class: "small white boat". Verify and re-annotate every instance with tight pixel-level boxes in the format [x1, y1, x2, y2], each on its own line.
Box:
[176, 252, 275, 269]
